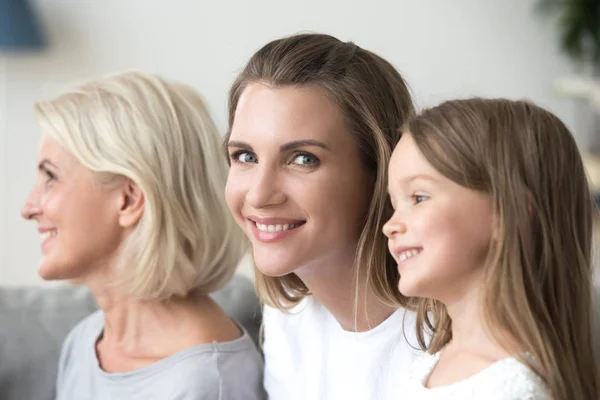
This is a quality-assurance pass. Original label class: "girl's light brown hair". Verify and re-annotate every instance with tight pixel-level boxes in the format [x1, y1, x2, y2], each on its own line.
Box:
[225, 33, 414, 310]
[405, 98, 599, 400]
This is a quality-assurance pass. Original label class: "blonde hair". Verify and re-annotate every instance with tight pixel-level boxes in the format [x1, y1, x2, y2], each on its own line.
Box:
[404, 98, 599, 400]
[225, 33, 414, 310]
[35, 71, 247, 300]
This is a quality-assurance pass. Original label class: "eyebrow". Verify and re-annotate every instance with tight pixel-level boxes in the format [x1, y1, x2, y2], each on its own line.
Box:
[227, 141, 253, 151]
[400, 174, 438, 184]
[280, 140, 331, 152]
[38, 159, 58, 171]
[388, 174, 438, 193]
[227, 139, 331, 152]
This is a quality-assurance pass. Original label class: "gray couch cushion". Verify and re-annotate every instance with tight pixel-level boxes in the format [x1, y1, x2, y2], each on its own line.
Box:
[0, 274, 261, 400]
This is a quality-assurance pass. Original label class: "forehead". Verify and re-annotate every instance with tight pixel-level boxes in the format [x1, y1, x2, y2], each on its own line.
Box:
[230, 83, 347, 146]
[38, 134, 65, 159]
[37, 134, 79, 169]
[389, 133, 439, 179]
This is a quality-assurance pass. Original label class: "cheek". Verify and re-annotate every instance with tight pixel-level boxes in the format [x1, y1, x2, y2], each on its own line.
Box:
[40, 189, 65, 222]
[420, 205, 492, 262]
[321, 167, 372, 218]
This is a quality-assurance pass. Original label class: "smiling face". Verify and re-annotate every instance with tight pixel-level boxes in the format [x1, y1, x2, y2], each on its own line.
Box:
[382, 133, 494, 301]
[20, 134, 125, 281]
[225, 84, 373, 278]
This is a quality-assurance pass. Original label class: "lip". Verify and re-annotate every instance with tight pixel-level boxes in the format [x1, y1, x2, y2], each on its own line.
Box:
[390, 244, 422, 271]
[246, 215, 306, 225]
[40, 228, 57, 251]
[246, 216, 306, 243]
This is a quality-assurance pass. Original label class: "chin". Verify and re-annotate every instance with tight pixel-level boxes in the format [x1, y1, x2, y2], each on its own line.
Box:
[398, 277, 426, 298]
[252, 249, 300, 278]
[253, 259, 298, 278]
[37, 260, 80, 281]
[37, 267, 64, 281]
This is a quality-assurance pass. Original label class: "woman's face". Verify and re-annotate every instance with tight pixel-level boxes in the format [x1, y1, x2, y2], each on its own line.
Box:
[225, 84, 373, 277]
[21, 134, 125, 281]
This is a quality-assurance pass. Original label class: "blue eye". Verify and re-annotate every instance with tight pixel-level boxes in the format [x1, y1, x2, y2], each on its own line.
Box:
[233, 151, 257, 164]
[293, 153, 318, 166]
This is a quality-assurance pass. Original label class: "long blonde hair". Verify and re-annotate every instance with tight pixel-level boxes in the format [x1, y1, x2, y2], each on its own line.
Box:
[404, 98, 599, 400]
[225, 33, 414, 310]
[36, 71, 247, 300]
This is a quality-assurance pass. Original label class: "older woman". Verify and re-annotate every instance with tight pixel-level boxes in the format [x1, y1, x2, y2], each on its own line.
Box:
[21, 71, 265, 400]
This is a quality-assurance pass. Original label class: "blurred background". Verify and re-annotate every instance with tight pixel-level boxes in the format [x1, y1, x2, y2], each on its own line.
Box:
[0, 0, 598, 286]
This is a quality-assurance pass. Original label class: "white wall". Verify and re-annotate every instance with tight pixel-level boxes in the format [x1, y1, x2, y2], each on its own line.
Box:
[0, 0, 578, 285]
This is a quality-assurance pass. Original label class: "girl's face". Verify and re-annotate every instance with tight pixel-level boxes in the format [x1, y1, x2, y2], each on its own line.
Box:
[383, 133, 494, 302]
[225, 84, 373, 278]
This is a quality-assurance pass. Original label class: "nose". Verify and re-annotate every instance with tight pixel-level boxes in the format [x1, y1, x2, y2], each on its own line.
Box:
[246, 164, 286, 209]
[382, 209, 407, 238]
[21, 184, 42, 220]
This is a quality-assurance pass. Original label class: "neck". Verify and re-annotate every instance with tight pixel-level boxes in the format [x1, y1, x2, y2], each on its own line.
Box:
[444, 286, 488, 347]
[96, 286, 210, 354]
[442, 277, 512, 357]
[295, 248, 395, 332]
[84, 269, 214, 357]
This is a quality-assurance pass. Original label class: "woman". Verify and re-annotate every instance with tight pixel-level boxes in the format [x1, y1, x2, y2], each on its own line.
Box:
[21, 71, 265, 400]
[225, 33, 420, 399]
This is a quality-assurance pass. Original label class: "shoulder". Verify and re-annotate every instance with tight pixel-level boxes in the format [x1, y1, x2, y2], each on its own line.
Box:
[59, 310, 103, 361]
[263, 297, 316, 323]
[483, 358, 551, 400]
[262, 297, 323, 341]
[56, 310, 103, 390]
[262, 296, 330, 339]
[163, 333, 265, 400]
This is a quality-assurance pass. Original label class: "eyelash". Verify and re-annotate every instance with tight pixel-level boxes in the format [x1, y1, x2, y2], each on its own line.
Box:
[229, 150, 256, 164]
[290, 152, 319, 167]
[44, 169, 56, 181]
[229, 151, 320, 167]
[412, 194, 428, 204]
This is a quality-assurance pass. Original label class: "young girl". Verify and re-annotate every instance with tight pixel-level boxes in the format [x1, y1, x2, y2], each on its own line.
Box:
[383, 98, 600, 399]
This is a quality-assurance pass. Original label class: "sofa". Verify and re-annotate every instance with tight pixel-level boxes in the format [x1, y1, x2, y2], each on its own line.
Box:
[0, 274, 598, 400]
[0, 274, 262, 400]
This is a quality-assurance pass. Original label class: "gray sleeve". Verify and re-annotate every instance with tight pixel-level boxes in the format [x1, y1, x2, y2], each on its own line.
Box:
[55, 313, 88, 396]
[161, 342, 266, 400]
[215, 345, 266, 400]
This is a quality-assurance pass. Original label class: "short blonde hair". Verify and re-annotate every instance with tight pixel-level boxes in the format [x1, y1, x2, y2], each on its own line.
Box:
[35, 71, 247, 300]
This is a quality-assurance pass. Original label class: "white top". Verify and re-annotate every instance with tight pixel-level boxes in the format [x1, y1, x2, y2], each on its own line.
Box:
[262, 297, 422, 400]
[399, 352, 551, 399]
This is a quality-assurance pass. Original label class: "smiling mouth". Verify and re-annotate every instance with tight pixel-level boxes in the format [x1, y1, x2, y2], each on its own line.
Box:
[397, 248, 422, 262]
[40, 230, 56, 243]
[253, 221, 306, 232]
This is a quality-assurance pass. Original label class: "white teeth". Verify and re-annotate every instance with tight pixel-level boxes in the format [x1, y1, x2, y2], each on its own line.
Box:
[256, 223, 300, 232]
[40, 231, 56, 243]
[398, 249, 421, 262]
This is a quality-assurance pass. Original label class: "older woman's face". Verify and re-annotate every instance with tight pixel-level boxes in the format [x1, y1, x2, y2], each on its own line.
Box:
[20, 134, 124, 281]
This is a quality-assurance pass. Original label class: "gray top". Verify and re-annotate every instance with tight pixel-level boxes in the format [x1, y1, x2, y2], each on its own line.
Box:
[56, 310, 266, 400]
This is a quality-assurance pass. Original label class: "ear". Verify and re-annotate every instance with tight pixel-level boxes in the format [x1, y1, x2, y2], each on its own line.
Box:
[117, 179, 145, 228]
